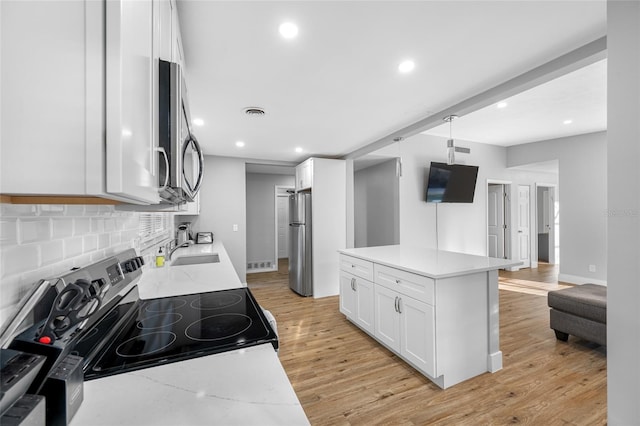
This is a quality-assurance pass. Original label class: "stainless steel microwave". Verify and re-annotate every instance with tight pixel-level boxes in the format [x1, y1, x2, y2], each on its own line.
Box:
[158, 59, 204, 204]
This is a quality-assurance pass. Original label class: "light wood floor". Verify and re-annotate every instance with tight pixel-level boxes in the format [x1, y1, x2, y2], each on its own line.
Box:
[247, 260, 606, 425]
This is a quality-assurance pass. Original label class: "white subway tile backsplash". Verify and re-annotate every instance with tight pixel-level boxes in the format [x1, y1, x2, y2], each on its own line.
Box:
[83, 235, 98, 252]
[65, 205, 85, 216]
[64, 237, 83, 258]
[74, 218, 91, 235]
[38, 205, 66, 216]
[1, 204, 38, 217]
[41, 240, 64, 266]
[0, 219, 18, 246]
[104, 218, 116, 233]
[91, 218, 105, 233]
[0, 202, 174, 328]
[1, 244, 39, 278]
[97, 233, 110, 250]
[52, 218, 74, 239]
[19, 218, 51, 244]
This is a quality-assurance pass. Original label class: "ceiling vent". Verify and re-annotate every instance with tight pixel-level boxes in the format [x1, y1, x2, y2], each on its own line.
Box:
[243, 107, 266, 116]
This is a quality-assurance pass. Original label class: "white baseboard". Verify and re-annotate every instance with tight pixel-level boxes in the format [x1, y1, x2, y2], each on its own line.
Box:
[246, 266, 277, 274]
[558, 273, 607, 286]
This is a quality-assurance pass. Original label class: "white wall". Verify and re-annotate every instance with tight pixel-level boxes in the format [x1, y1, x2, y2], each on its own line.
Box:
[354, 159, 399, 248]
[607, 1, 640, 423]
[507, 132, 607, 284]
[197, 156, 247, 283]
[368, 133, 556, 261]
[245, 172, 294, 267]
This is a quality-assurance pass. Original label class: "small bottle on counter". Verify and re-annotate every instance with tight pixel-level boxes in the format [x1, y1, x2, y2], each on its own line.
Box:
[155, 247, 165, 268]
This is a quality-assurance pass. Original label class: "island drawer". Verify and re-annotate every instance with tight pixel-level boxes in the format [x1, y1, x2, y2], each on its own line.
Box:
[374, 264, 434, 305]
[339, 254, 374, 281]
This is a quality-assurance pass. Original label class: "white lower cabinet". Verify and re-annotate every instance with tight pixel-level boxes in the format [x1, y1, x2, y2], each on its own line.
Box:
[339, 271, 374, 335]
[340, 253, 437, 384]
[374, 284, 436, 377]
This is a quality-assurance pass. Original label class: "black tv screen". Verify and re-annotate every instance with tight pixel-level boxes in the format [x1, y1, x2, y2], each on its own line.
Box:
[426, 162, 479, 203]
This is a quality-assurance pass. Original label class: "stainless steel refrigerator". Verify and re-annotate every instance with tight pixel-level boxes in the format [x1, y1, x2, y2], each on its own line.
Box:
[288, 192, 312, 296]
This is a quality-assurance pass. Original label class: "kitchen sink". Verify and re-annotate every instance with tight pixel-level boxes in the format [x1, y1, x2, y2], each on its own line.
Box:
[170, 254, 220, 266]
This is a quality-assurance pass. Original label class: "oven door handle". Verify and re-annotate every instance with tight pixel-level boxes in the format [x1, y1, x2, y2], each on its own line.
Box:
[0, 279, 55, 349]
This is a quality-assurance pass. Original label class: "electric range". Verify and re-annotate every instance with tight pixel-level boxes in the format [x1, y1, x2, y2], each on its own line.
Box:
[74, 286, 278, 380]
[4, 248, 278, 389]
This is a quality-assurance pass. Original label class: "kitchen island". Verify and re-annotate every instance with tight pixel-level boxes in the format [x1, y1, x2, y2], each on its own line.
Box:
[71, 240, 309, 426]
[338, 245, 520, 389]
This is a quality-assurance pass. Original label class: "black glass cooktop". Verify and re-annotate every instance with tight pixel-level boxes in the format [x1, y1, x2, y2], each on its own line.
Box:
[72, 287, 278, 380]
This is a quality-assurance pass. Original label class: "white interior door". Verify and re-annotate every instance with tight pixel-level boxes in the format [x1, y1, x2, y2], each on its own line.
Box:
[487, 184, 505, 258]
[277, 194, 290, 259]
[517, 185, 531, 268]
[545, 186, 557, 265]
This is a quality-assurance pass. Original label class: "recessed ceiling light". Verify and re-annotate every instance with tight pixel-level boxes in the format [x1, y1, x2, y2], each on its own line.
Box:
[497, 101, 508, 109]
[193, 118, 204, 126]
[236, 141, 245, 148]
[398, 60, 415, 74]
[295, 147, 303, 153]
[563, 119, 573, 125]
[279, 22, 298, 39]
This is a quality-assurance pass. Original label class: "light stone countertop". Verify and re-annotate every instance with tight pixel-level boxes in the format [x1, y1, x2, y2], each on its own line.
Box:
[138, 240, 244, 298]
[339, 245, 521, 279]
[71, 240, 309, 426]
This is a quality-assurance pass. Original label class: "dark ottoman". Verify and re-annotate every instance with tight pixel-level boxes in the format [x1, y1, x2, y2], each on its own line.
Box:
[547, 284, 607, 346]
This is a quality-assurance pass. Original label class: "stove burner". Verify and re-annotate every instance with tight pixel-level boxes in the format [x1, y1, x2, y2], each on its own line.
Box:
[185, 314, 252, 341]
[190, 293, 242, 310]
[144, 299, 187, 313]
[115, 331, 177, 357]
[136, 313, 183, 330]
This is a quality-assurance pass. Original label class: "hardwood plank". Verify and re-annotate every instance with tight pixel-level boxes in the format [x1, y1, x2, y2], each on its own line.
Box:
[248, 261, 606, 425]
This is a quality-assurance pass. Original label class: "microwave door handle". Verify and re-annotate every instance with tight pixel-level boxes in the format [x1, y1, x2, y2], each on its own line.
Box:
[186, 135, 204, 195]
[155, 147, 170, 191]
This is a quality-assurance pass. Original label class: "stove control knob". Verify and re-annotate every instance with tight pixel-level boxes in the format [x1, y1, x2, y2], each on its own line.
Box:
[38, 336, 53, 344]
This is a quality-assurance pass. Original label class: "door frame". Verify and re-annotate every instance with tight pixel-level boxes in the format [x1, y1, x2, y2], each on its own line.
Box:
[535, 182, 558, 266]
[516, 184, 532, 269]
[486, 179, 512, 265]
[274, 185, 294, 268]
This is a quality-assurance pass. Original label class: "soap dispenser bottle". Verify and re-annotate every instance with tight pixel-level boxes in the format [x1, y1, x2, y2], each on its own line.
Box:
[156, 246, 165, 268]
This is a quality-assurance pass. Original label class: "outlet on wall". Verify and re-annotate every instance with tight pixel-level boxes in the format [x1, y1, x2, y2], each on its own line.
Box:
[589, 264, 597, 273]
[233, 224, 238, 232]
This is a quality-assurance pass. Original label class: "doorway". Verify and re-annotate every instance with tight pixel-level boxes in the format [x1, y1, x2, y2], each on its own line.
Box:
[487, 181, 511, 260]
[517, 185, 531, 268]
[536, 183, 559, 265]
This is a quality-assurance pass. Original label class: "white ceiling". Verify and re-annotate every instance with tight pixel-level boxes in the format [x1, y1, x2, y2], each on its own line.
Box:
[177, 1, 607, 163]
[424, 59, 607, 146]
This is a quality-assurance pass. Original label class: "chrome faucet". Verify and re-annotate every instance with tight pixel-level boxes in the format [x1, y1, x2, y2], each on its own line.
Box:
[168, 241, 192, 261]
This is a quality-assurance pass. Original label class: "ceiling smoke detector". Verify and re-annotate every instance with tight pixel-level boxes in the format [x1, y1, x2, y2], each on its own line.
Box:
[243, 107, 266, 116]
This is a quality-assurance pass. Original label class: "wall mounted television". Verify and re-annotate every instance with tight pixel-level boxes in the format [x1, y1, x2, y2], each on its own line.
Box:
[425, 162, 479, 203]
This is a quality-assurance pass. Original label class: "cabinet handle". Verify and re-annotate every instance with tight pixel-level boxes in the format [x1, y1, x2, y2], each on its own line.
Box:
[394, 296, 399, 313]
[397, 297, 402, 314]
[395, 279, 401, 284]
[351, 277, 356, 291]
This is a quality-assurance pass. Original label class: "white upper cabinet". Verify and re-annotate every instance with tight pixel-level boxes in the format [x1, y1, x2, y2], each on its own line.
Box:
[0, 1, 105, 197]
[0, 0, 182, 205]
[295, 159, 313, 191]
[106, 0, 161, 204]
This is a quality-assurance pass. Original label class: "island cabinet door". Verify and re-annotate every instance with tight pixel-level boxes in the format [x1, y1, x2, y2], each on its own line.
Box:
[399, 297, 436, 378]
[339, 271, 357, 319]
[374, 285, 401, 353]
[355, 277, 375, 335]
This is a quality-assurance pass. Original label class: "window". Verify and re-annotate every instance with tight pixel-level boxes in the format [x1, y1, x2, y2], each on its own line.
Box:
[138, 213, 172, 248]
